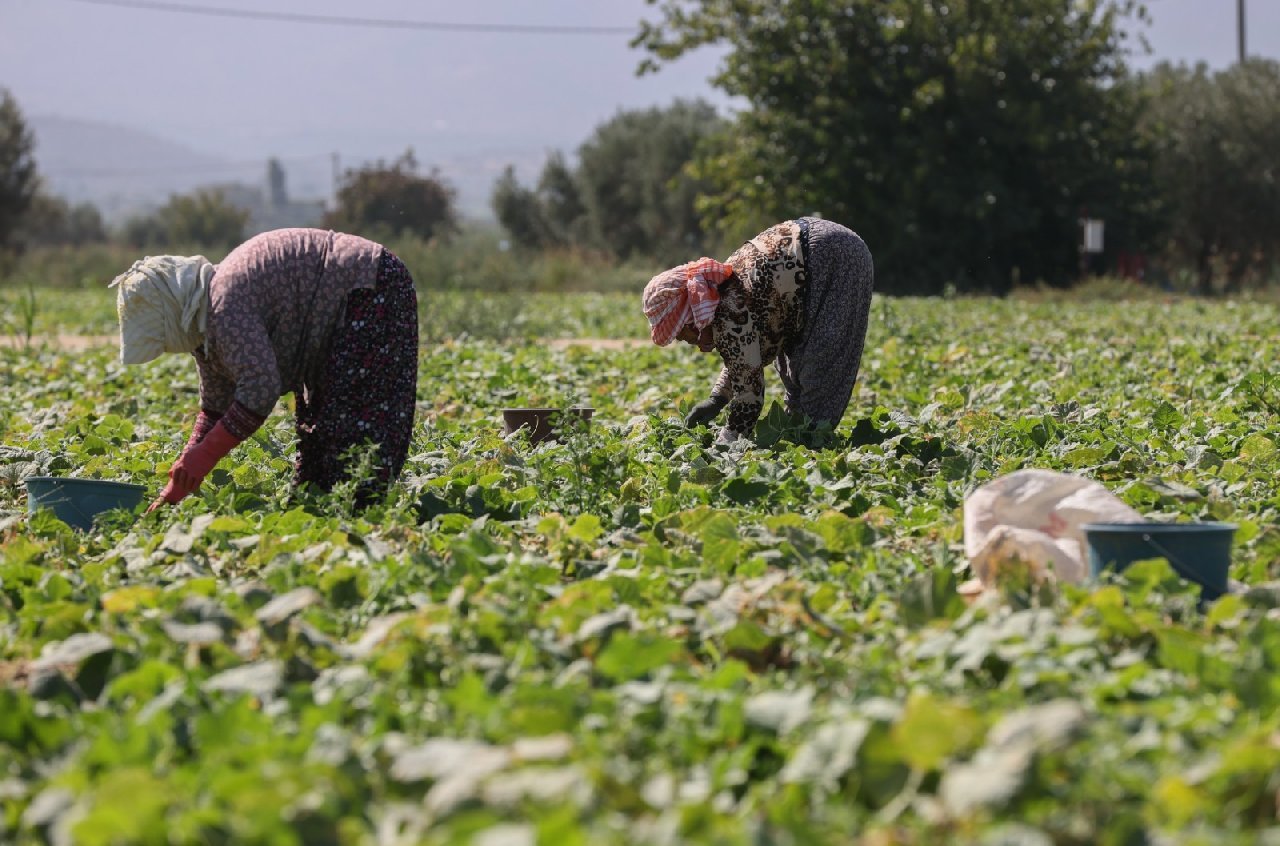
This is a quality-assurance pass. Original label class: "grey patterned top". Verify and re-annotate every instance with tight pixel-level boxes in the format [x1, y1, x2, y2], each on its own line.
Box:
[194, 228, 384, 427]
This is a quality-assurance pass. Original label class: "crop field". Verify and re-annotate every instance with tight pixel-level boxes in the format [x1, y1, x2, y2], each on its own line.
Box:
[3, 292, 1280, 844]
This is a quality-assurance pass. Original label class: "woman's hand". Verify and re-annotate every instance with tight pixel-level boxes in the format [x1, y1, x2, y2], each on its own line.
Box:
[684, 395, 729, 428]
[159, 462, 207, 503]
[157, 421, 242, 504]
[676, 323, 716, 353]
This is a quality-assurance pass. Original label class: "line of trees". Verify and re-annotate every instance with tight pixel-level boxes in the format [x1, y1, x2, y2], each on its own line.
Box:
[492, 1, 1280, 296]
[0, 88, 458, 256]
[4, 0, 1280, 296]
[115, 150, 459, 251]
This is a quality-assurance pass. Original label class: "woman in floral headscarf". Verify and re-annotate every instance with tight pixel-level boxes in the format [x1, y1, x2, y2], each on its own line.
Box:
[111, 227, 419, 511]
[642, 218, 874, 443]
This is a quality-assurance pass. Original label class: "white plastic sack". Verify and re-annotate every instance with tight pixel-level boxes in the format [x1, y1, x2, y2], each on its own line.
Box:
[963, 469, 1143, 587]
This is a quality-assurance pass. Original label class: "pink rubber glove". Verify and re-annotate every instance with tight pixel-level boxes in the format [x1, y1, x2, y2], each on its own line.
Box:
[158, 421, 241, 504]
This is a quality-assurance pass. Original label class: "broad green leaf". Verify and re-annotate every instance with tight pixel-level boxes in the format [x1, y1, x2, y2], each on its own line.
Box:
[1152, 401, 1184, 431]
[594, 633, 682, 681]
[207, 515, 251, 533]
[891, 692, 982, 771]
[567, 514, 603, 544]
[1239, 434, 1277, 465]
[1063, 445, 1110, 467]
[699, 512, 741, 570]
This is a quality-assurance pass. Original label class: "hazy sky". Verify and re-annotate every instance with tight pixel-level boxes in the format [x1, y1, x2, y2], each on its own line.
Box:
[2, 0, 1278, 173]
[1, 0, 732, 163]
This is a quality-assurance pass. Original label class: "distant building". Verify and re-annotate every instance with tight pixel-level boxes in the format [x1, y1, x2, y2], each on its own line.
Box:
[210, 159, 326, 236]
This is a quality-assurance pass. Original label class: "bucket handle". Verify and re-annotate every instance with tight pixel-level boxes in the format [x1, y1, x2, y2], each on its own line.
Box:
[1138, 532, 1211, 589]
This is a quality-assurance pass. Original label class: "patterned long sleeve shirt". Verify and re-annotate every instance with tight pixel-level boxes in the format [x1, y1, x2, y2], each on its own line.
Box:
[708, 219, 810, 436]
[193, 228, 384, 438]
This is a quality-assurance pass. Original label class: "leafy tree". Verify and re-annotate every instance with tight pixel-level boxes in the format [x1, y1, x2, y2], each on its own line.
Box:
[536, 151, 587, 246]
[165, 188, 247, 248]
[17, 192, 106, 247]
[636, 0, 1151, 294]
[490, 153, 590, 251]
[491, 165, 552, 250]
[120, 213, 170, 249]
[67, 202, 107, 246]
[575, 100, 725, 262]
[121, 188, 247, 249]
[0, 89, 38, 250]
[1138, 59, 1280, 294]
[325, 149, 456, 241]
[491, 100, 724, 263]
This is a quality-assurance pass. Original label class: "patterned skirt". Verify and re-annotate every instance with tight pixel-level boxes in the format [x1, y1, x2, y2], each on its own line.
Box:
[294, 249, 419, 501]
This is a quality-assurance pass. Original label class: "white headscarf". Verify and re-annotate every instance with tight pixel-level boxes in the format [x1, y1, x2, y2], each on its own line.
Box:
[109, 255, 215, 364]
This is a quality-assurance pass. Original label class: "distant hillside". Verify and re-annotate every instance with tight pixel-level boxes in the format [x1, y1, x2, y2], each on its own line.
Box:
[29, 115, 542, 225]
[30, 115, 272, 223]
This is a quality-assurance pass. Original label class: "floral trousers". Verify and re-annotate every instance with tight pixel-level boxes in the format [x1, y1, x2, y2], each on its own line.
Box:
[294, 250, 418, 501]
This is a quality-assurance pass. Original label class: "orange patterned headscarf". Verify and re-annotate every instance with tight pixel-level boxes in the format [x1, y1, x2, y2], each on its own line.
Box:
[641, 258, 734, 346]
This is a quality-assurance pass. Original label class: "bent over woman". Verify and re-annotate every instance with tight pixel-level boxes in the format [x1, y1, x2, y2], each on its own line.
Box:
[642, 218, 873, 442]
[110, 227, 419, 509]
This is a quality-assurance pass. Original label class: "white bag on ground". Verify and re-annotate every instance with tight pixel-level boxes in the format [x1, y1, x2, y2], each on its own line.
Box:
[963, 469, 1143, 587]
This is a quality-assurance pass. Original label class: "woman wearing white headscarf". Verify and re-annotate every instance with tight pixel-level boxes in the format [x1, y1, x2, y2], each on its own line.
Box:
[112, 227, 419, 510]
[642, 218, 874, 443]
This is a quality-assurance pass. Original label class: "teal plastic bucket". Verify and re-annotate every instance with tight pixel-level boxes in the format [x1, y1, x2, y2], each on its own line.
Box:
[1082, 521, 1236, 601]
[24, 476, 147, 531]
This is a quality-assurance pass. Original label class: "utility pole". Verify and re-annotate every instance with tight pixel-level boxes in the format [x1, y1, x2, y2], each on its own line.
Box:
[1238, 0, 1247, 63]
